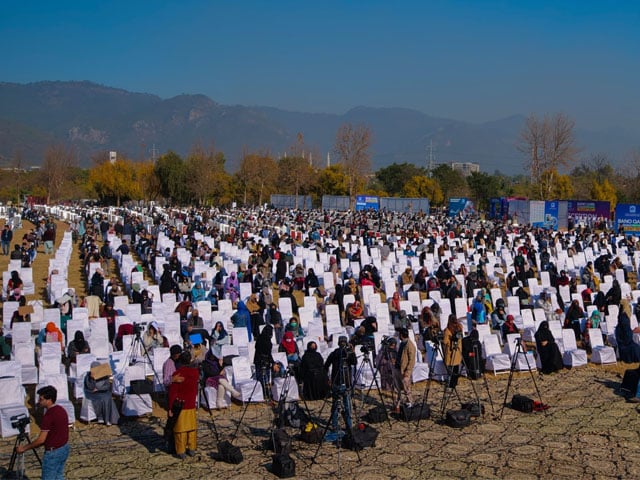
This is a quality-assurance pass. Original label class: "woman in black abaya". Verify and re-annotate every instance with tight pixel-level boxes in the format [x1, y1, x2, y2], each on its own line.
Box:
[300, 341, 329, 400]
[535, 321, 563, 374]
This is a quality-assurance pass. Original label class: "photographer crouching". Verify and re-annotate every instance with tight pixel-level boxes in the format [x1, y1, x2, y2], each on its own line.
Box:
[15, 386, 70, 479]
[324, 336, 357, 431]
[443, 314, 463, 388]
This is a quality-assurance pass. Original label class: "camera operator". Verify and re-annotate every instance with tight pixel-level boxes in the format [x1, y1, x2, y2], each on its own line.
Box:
[443, 314, 463, 388]
[392, 328, 416, 413]
[324, 336, 357, 431]
[16, 386, 70, 479]
[375, 336, 397, 391]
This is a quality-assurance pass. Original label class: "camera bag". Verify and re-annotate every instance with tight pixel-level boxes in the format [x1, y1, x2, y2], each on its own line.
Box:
[342, 424, 378, 450]
[621, 367, 640, 396]
[272, 453, 296, 478]
[363, 405, 387, 423]
[511, 394, 534, 413]
[399, 403, 431, 421]
[217, 440, 243, 464]
[445, 409, 471, 428]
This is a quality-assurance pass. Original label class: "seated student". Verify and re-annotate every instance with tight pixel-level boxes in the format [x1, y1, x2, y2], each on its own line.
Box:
[615, 312, 640, 363]
[535, 321, 563, 374]
[501, 314, 519, 343]
[142, 321, 168, 353]
[37, 322, 65, 353]
[201, 350, 241, 409]
[191, 281, 206, 303]
[67, 330, 90, 366]
[84, 361, 119, 426]
[114, 323, 134, 351]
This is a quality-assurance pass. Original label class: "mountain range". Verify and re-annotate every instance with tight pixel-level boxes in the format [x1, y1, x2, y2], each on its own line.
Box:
[0, 80, 637, 175]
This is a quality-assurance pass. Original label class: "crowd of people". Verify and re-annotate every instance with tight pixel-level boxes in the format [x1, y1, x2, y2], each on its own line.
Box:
[5, 200, 640, 471]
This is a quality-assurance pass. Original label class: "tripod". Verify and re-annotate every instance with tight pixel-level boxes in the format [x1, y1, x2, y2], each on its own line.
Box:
[356, 345, 392, 428]
[5, 425, 41, 480]
[311, 346, 361, 474]
[499, 337, 545, 419]
[415, 337, 447, 428]
[121, 328, 164, 397]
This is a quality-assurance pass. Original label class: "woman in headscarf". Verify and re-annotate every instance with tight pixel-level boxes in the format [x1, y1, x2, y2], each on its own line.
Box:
[38, 322, 65, 352]
[224, 271, 240, 304]
[564, 299, 584, 340]
[345, 300, 364, 327]
[6, 270, 23, 298]
[581, 309, 603, 353]
[615, 312, 640, 363]
[535, 321, 563, 374]
[304, 267, 319, 296]
[84, 361, 120, 426]
[142, 321, 168, 353]
[245, 293, 263, 340]
[210, 321, 229, 360]
[67, 330, 90, 365]
[201, 350, 241, 409]
[389, 291, 402, 325]
[231, 300, 252, 342]
[280, 331, 300, 365]
[254, 325, 274, 388]
[300, 341, 329, 400]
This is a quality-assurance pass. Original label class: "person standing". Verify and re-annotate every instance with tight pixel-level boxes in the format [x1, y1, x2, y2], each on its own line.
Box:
[443, 314, 463, 388]
[1, 224, 13, 256]
[168, 351, 199, 459]
[392, 328, 416, 412]
[324, 336, 357, 431]
[15, 385, 70, 480]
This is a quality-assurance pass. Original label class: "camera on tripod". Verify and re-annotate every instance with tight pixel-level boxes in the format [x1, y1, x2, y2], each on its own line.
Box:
[132, 321, 147, 337]
[10, 414, 29, 431]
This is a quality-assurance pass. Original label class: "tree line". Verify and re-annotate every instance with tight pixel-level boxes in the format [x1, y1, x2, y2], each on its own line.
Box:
[2, 117, 639, 210]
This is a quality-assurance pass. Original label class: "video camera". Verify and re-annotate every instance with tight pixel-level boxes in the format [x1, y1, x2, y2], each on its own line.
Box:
[10, 413, 29, 431]
[132, 322, 147, 336]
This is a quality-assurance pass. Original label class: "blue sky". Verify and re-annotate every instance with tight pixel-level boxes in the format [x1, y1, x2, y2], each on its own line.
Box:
[2, 0, 639, 131]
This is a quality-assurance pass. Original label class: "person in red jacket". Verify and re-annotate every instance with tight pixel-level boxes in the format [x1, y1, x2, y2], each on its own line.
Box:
[168, 350, 200, 459]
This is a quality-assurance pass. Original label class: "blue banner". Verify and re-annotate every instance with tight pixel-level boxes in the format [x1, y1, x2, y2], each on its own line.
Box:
[355, 195, 379, 211]
[531, 201, 558, 230]
[615, 204, 640, 234]
[448, 198, 473, 217]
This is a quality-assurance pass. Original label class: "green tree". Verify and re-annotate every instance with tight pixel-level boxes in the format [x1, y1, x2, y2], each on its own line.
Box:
[466, 171, 506, 210]
[185, 145, 231, 205]
[375, 162, 426, 196]
[154, 151, 187, 204]
[430, 164, 469, 201]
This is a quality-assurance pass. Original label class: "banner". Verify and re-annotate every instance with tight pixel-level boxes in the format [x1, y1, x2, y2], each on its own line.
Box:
[531, 201, 558, 230]
[615, 204, 640, 234]
[567, 201, 610, 219]
[355, 195, 380, 211]
[448, 198, 474, 217]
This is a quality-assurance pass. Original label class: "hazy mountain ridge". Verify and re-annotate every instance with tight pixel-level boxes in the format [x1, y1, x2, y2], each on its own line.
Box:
[0, 81, 635, 174]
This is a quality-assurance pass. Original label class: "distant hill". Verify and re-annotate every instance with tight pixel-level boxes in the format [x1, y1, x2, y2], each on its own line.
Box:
[0, 80, 636, 174]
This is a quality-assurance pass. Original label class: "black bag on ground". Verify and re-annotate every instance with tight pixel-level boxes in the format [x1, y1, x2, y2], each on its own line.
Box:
[129, 379, 154, 395]
[445, 409, 471, 428]
[621, 368, 640, 396]
[511, 394, 534, 413]
[299, 422, 323, 444]
[272, 453, 296, 478]
[271, 428, 291, 455]
[342, 424, 378, 451]
[363, 405, 387, 423]
[461, 401, 484, 417]
[216, 440, 243, 464]
[399, 403, 431, 421]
